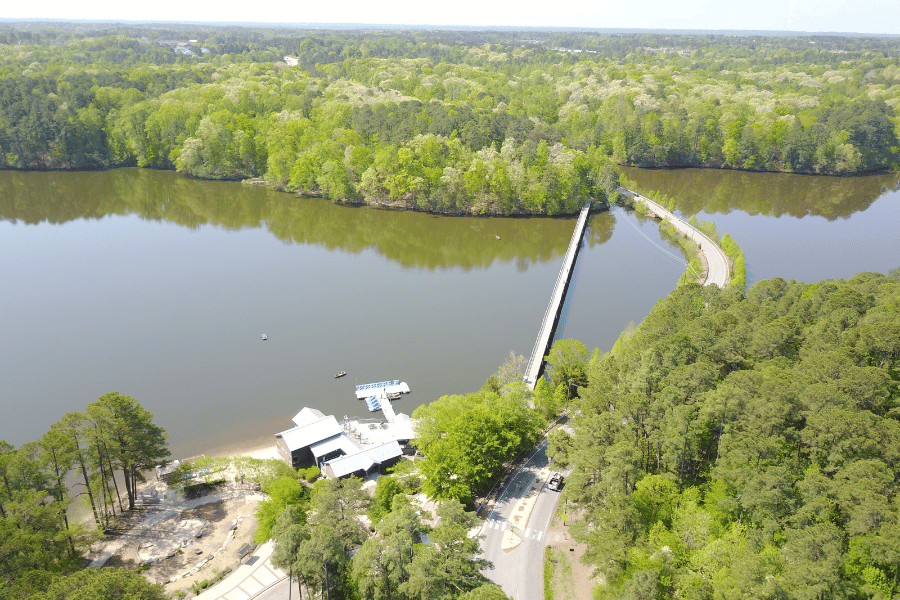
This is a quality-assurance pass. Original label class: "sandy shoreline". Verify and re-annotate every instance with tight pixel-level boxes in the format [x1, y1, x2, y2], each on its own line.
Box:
[182, 432, 281, 462]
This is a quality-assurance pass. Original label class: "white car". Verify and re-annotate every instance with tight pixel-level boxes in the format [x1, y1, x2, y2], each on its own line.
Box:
[547, 472, 564, 491]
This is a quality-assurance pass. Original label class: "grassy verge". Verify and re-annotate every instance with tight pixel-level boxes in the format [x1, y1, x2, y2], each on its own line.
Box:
[189, 567, 232, 595]
[544, 546, 556, 600]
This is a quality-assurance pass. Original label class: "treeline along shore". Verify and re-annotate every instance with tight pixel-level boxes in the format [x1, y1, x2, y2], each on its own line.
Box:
[1, 23, 899, 215]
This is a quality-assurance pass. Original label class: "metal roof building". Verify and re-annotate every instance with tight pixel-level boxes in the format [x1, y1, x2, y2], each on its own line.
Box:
[310, 433, 362, 466]
[275, 414, 343, 467]
[276, 407, 411, 477]
[323, 440, 403, 480]
[291, 407, 326, 427]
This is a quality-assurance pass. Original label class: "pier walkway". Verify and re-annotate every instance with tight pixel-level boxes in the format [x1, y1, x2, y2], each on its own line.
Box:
[523, 201, 593, 390]
[618, 188, 731, 288]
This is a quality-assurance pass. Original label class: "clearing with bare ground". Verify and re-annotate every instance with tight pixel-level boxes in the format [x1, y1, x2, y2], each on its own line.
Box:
[544, 509, 601, 600]
[88, 479, 265, 598]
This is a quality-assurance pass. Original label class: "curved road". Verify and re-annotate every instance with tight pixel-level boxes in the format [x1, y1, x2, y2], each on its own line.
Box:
[618, 187, 731, 288]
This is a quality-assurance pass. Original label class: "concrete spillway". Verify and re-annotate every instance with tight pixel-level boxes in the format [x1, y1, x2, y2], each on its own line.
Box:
[523, 201, 593, 391]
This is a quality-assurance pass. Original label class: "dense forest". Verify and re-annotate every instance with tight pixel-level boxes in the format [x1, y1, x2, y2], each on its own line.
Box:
[1, 24, 899, 214]
[550, 271, 900, 599]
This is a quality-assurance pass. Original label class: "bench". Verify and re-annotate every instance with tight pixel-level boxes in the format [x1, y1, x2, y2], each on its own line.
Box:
[237, 543, 253, 561]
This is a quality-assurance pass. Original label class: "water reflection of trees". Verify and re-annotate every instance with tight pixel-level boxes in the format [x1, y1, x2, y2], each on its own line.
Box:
[0, 168, 575, 271]
[622, 167, 900, 221]
[585, 212, 615, 247]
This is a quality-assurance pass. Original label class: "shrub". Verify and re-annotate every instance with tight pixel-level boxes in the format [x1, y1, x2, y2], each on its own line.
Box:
[298, 466, 321, 482]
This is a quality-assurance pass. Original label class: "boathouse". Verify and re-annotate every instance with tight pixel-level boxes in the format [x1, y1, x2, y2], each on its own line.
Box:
[275, 407, 411, 478]
[323, 440, 403, 479]
[275, 408, 357, 468]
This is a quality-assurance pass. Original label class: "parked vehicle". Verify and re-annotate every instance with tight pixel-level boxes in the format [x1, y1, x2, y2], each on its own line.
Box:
[547, 472, 564, 491]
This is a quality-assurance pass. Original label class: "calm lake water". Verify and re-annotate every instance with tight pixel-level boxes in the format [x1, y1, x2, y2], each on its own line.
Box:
[1, 167, 898, 457]
[622, 167, 900, 284]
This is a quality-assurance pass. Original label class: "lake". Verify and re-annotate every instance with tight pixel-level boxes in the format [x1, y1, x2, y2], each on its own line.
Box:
[1, 167, 897, 457]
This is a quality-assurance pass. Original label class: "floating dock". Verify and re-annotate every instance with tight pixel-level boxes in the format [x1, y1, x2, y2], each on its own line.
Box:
[356, 380, 410, 421]
[355, 380, 410, 400]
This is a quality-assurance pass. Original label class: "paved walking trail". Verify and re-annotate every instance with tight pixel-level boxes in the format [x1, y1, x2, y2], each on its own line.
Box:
[195, 541, 287, 600]
[618, 187, 731, 287]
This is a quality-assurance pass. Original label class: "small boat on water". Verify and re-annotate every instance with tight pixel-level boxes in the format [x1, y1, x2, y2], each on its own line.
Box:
[261, 334, 268, 340]
[334, 371, 347, 379]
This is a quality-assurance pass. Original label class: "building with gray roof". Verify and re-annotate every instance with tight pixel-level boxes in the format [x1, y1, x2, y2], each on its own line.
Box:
[323, 440, 403, 479]
[276, 406, 411, 478]
[275, 414, 343, 467]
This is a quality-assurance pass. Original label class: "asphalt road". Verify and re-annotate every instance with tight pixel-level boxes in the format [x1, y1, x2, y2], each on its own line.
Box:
[251, 577, 298, 600]
[479, 440, 567, 600]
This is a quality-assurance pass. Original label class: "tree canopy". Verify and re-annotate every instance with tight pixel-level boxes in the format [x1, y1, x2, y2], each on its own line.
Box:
[411, 388, 543, 505]
[0, 393, 169, 589]
[1, 25, 898, 216]
[553, 270, 900, 599]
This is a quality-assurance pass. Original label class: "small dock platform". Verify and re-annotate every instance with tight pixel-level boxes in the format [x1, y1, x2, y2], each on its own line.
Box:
[355, 379, 410, 422]
[355, 380, 410, 400]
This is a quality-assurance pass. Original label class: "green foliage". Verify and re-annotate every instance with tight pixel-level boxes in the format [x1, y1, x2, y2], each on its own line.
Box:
[353, 498, 426, 600]
[167, 456, 229, 491]
[251, 458, 299, 487]
[565, 272, 900, 598]
[86, 392, 170, 512]
[0, 394, 170, 582]
[632, 474, 678, 529]
[368, 476, 406, 523]
[2, 26, 896, 219]
[182, 479, 226, 497]
[412, 387, 543, 503]
[0, 568, 168, 600]
[297, 465, 320, 482]
[533, 379, 561, 422]
[458, 583, 511, 600]
[403, 500, 491, 599]
[254, 476, 309, 544]
[188, 568, 231, 595]
[543, 546, 555, 600]
[544, 339, 590, 395]
[720, 233, 747, 290]
[286, 477, 370, 600]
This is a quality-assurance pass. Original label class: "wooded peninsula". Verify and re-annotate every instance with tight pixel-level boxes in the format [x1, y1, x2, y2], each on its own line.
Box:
[1, 23, 899, 214]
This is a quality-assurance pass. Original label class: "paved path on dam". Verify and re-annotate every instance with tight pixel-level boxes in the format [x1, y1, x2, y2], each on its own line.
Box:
[619, 187, 731, 288]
